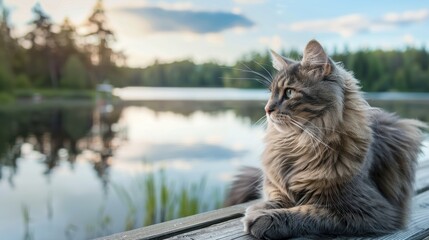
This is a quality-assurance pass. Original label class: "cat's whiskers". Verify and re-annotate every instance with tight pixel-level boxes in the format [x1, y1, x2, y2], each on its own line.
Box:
[253, 115, 268, 128]
[221, 76, 270, 88]
[220, 65, 272, 87]
[292, 113, 397, 145]
[277, 114, 334, 151]
[286, 118, 321, 153]
[270, 115, 315, 150]
[241, 63, 272, 84]
[253, 60, 273, 81]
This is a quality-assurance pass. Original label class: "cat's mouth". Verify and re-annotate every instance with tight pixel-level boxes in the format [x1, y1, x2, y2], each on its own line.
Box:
[267, 113, 285, 125]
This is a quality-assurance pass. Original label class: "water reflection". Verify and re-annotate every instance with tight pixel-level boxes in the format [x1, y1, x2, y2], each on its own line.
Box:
[0, 97, 428, 240]
[0, 102, 122, 190]
[0, 99, 267, 240]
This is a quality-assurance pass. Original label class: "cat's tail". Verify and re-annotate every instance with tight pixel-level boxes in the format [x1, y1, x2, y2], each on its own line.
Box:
[369, 110, 427, 225]
[224, 166, 263, 206]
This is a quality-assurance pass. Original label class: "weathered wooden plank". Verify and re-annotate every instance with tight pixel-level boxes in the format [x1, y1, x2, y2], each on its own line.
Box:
[96, 201, 257, 240]
[168, 190, 429, 240]
[415, 159, 429, 194]
[167, 219, 246, 240]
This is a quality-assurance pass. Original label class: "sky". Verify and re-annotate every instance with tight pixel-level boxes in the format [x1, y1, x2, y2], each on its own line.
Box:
[3, 0, 429, 67]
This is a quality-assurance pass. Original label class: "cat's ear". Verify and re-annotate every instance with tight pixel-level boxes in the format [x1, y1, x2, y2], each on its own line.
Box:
[270, 50, 295, 71]
[302, 40, 332, 76]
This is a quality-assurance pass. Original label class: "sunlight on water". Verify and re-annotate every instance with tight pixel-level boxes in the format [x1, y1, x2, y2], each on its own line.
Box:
[113, 87, 270, 101]
[0, 91, 428, 240]
[0, 99, 266, 240]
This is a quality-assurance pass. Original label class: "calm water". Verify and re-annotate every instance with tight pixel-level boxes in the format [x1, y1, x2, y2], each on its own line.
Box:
[1, 88, 429, 240]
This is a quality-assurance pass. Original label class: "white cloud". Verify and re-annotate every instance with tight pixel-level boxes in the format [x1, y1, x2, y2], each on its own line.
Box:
[259, 35, 282, 50]
[286, 9, 429, 37]
[156, 1, 194, 10]
[233, 0, 266, 4]
[402, 34, 415, 45]
[382, 9, 429, 24]
[288, 14, 371, 37]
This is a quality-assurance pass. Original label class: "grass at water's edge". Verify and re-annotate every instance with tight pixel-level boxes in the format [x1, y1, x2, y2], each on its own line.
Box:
[0, 89, 97, 104]
[20, 171, 225, 240]
[14, 89, 96, 100]
[112, 170, 224, 232]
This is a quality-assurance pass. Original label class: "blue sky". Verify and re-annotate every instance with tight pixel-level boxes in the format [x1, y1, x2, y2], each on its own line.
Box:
[4, 0, 429, 67]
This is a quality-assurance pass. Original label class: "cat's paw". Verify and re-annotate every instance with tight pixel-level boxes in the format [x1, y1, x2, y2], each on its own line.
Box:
[241, 210, 274, 239]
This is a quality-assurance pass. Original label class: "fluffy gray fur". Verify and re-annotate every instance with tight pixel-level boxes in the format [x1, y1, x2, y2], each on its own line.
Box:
[225, 40, 426, 239]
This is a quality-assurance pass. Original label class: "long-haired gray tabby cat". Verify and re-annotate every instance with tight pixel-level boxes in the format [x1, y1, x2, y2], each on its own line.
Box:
[225, 40, 426, 239]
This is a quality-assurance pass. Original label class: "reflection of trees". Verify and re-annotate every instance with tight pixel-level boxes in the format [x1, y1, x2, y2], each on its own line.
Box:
[0, 102, 123, 187]
[123, 100, 266, 124]
[0, 100, 263, 189]
[0, 110, 20, 185]
[86, 101, 123, 193]
[2, 99, 427, 189]
[369, 100, 429, 124]
[133, 100, 429, 126]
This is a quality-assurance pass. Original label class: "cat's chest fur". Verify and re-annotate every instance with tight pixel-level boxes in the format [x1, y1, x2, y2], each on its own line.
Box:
[261, 124, 369, 205]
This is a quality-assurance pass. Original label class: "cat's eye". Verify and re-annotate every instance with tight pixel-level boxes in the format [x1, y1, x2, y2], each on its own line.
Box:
[285, 88, 294, 99]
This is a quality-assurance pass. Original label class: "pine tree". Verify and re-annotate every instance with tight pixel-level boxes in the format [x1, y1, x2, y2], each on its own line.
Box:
[84, 0, 116, 83]
[0, 0, 14, 91]
[25, 3, 59, 88]
[60, 55, 88, 89]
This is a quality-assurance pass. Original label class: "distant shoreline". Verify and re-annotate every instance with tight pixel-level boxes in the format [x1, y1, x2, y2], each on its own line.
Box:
[113, 87, 429, 102]
[2, 87, 429, 105]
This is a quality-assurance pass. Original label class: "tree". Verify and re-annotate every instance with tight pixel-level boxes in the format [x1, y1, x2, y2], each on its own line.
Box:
[0, 0, 14, 91]
[25, 3, 59, 88]
[56, 18, 81, 66]
[84, 0, 117, 83]
[60, 55, 88, 89]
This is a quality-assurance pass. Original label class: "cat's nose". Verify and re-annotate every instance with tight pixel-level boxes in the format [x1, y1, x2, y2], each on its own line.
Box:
[265, 106, 275, 114]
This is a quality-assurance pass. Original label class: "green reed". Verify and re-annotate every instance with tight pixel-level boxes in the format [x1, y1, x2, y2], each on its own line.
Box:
[113, 169, 224, 230]
[21, 204, 33, 240]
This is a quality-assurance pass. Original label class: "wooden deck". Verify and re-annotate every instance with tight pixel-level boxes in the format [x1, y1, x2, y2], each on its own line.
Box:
[98, 158, 429, 240]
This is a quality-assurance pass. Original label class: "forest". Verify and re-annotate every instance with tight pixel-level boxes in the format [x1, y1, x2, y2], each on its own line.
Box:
[1, 0, 429, 103]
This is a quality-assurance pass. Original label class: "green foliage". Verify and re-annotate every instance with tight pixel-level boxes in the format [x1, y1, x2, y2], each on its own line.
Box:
[60, 55, 88, 89]
[113, 169, 223, 229]
[0, 0, 121, 92]
[14, 74, 31, 89]
[136, 60, 224, 87]
[0, 63, 14, 91]
[0, 92, 14, 103]
[119, 47, 429, 92]
[1, 0, 429, 93]
[0, 43, 14, 91]
[334, 47, 429, 92]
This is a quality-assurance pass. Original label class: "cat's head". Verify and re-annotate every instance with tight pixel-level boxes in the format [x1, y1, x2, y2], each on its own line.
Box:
[266, 40, 347, 135]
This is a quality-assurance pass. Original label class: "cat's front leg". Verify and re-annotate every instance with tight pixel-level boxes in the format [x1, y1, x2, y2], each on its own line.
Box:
[245, 200, 281, 213]
[241, 209, 275, 239]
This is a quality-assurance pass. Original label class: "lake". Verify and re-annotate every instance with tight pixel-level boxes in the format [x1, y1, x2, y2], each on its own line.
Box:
[1, 88, 429, 240]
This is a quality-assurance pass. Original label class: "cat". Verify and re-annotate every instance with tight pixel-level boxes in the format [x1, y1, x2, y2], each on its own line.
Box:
[225, 40, 426, 239]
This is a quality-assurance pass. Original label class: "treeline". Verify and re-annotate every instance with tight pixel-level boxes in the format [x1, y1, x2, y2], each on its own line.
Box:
[1, 0, 429, 98]
[0, 0, 124, 101]
[125, 48, 429, 92]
